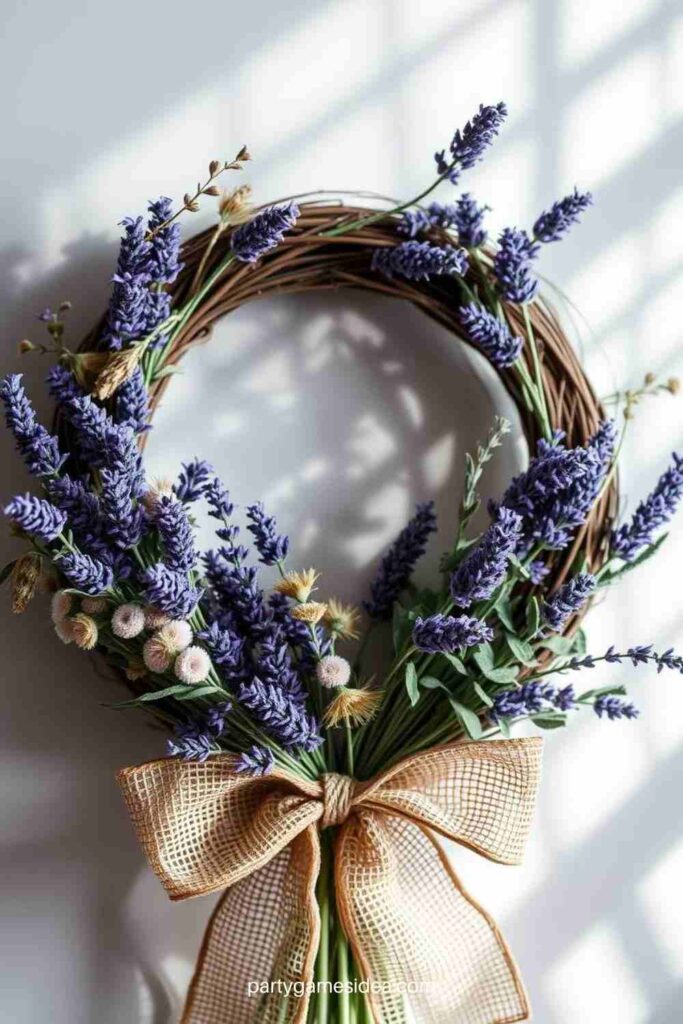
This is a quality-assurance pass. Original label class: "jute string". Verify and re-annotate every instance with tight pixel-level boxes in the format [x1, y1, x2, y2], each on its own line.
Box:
[118, 737, 543, 1023]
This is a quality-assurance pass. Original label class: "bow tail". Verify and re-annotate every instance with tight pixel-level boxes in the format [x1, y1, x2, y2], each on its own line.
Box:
[182, 825, 321, 1024]
[335, 811, 530, 1024]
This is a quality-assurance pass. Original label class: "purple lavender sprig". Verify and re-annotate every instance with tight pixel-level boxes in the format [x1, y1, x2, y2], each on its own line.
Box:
[100, 470, 144, 549]
[544, 644, 683, 675]
[450, 507, 523, 607]
[364, 502, 437, 621]
[231, 203, 299, 263]
[413, 613, 493, 653]
[168, 727, 214, 761]
[46, 364, 84, 406]
[234, 744, 275, 776]
[459, 304, 523, 368]
[542, 573, 596, 633]
[610, 453, 683, 562]
[175, 458, 215, 503]
[594, 696, 639, 720]
[56, 551, 114, 594]
[533, 189, 593, 243]
[371, 241, 468, 282]
[0, 374, 65, 478]
[156, 496, 198, 574]
[147, 196, 183, 284]
[493, 227, 540, 304]
[4, 494, 66, 542]
[450, 194, 488, 247]
[142, 563, 203, 618]
[435, 102, 507, 184]
[115, 369, 150, 434]
[102, 216, 152, 351]
[239, 677, 323, 752]
[245, 502, 288, 566]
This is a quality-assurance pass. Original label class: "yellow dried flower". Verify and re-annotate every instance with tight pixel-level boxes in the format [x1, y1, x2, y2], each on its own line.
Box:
[92, 345, 144, 400]
[70, 613, 99, 650]
[274, 568, 319, 603]
[323, 598, 360, 640]
[291, 601, 328, 624]
[11, 552, 41, 614]
[323, 686, 384, 728]
[69, 351, 110, 388]
[666, 377, 680, 395]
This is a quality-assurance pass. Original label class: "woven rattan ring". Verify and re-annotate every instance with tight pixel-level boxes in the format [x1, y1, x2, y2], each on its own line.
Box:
[71, 197, 616, 620]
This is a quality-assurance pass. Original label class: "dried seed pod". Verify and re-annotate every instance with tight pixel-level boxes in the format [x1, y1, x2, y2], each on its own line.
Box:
[11, 552, 41, 613]
[236, 145, 251, 162]
[209, 160, 221, 176]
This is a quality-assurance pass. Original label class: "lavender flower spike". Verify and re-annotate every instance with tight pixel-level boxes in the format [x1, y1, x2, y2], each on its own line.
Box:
[174, 458, 215, 503]
[364, 501, 437, 620]
[4, 494, 66, 542]
[156, 496, 198, 573]
[594, 696, 639, 720]
[459, 304, 523, 368]
[234, 744, 275, 776]
[57, 551, 114, 594]
[611, 453, 683, 562]
[0, 374, 65, 478]
[493, 227, 540, 304]
[372, 241, 468, 282]
[231, 203, 299, 263]
[246, 502, 289, 566]
[542, 573, 596, 632]
[435, 102, 508, 184]
[533, 189, 592, 244]
[450, 507, 523, 607]
[142, 563, 203, 618]
[451, 194, 488, 248]
[413, 613, 493, 653]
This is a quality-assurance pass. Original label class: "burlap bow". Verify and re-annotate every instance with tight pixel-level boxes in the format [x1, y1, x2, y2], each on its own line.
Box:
[118, 737, 542, 1024]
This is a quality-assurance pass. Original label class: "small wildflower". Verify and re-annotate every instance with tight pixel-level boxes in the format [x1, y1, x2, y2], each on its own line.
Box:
[51, 590, 73, 624]
[274, 568, 319, 602]
[143, 634, 173, 674]
[323, 686, 384, 728]
[111, 603, 146, 639]
[316, 655, 352, 689]
[323, 598, 360, 640]
[11, 553, 41, 614]
[54, 617, 75, 645]
[70, 613, 99, 650]
[174, 645, 211, 684]
[158, 619, 193, 653]
[292, 601, 328, 624]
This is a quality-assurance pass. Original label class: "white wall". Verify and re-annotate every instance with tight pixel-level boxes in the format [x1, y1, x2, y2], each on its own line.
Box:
[0, 1, 682, 1021]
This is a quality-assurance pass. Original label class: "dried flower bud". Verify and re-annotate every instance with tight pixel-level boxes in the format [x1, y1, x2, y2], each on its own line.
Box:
[51, 589, 73, 624]
[184, 193, 200, 212]
[219, 184, 253, 223]
[209, 160, 221, 176]
[236, 145, 251, 162]
[143, 633, 173, 674]
[81, 596, 108, 615]
[274, 568, 319, 603]
[323, 598, 360, 640]
[17, 339, 35, 355]
[204, 185, 222, 196]
[70, 612, 99, 650]
[11, 552, 41, 613]
[111, 603, 146, 639]
[666, 377, 680, 395]
[92, 344, 143, 400]
[316, 655, 351, 689]
[125, 658, 147, 681]
[644, 371, 656, 385]
[58, 301, 72, 313]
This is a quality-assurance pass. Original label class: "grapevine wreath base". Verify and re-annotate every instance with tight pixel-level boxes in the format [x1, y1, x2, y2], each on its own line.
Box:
[76, 197, 616, 596]
[4, 101, 680, 1024]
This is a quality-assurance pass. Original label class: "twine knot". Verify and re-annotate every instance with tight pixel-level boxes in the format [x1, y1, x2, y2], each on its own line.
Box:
[321, 772, 355, 828]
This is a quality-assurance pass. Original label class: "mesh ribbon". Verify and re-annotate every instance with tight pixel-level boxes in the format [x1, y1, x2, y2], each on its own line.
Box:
[117, 737, 543, 1023]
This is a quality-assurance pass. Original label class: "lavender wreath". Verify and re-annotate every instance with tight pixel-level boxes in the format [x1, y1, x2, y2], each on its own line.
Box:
[2, 102, 682, 1022]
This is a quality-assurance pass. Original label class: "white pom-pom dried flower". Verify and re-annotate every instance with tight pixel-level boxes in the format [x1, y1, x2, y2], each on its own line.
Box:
[81, 596, 108, 615]
[174, 645, 211, 684]
[143, 634, 173, 674]
[316, 655, 352, 689]
[51, 590, 72, 624]
[54, 617, 75, 645]
[158, 619, 193, 653]
[143, 605, 170, 630]
[111, 603, 146, 639]
[71, 613, 99, 651]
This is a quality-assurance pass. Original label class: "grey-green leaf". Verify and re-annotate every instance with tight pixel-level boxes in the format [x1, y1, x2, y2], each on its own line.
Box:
[405, 662, 419, 706]
[449, 698, 483, 739]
